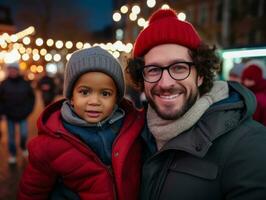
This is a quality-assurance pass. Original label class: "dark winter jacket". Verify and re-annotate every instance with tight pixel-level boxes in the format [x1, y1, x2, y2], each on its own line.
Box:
[0, 76, 35, 121]
[18, 99, 145, 200]
[141, 81, 266, 200]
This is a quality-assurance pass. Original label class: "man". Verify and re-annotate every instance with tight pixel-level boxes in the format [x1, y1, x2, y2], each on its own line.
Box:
[0, 62, 35, 164]
[126, 8, 266, 200]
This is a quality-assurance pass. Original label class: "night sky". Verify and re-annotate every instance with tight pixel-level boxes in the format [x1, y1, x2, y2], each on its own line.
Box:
[0, 0, 114, 37]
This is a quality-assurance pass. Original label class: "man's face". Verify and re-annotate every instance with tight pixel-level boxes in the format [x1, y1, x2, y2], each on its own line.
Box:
[143, 44, 203, 120]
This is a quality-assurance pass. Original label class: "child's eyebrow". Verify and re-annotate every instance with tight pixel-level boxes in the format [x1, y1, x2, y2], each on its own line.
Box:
[76, 85, 90, 88]
[76, 85, 114, 91]
[100, 88, 115, 91]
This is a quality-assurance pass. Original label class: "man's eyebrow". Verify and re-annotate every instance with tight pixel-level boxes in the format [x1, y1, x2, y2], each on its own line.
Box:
[145, 59, 192, 66]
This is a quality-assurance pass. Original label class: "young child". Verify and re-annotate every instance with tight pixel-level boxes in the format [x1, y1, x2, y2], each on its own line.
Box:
[18, 47, 145, 200]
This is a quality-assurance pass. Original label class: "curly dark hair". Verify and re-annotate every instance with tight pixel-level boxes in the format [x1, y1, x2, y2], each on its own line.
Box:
[125, 43, 221, 96]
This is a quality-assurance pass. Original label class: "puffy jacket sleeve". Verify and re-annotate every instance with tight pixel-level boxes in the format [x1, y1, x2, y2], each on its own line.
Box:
[18, 136, 57, 200]
[222, 123, 266, 199]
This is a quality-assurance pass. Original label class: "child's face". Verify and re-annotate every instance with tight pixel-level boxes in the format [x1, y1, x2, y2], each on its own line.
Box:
[71, 72, 117, 123]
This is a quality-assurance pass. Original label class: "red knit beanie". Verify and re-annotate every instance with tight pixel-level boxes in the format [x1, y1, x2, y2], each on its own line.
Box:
[242, 64, 263, 82]
[133, 9, 201, 58]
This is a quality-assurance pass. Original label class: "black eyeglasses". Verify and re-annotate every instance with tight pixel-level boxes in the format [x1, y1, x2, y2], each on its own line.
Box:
[142, 61, 195, 83]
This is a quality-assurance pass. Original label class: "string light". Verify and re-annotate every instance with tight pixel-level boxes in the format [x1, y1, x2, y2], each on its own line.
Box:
[120, 5, 129, 14]
[147, 0, 156, 8]
[131, 5, 141, 15]
[177, 12, 186, 21]
[22, 37, 31, 45]
[35, 38, 44, 46]
[46, 38, 54, 46]
[65, 41, 73, 49]
[76, 42, 83, 49]
[129, 13, 137, 21]
[0, 24, 144, 80]
[113, 12, 122, 22]
[55, 40, 63, 49]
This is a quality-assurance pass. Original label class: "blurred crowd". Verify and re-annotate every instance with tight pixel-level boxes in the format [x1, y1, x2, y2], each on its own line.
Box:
[0, 62, 64, 164]
[229, 59, 266, 126]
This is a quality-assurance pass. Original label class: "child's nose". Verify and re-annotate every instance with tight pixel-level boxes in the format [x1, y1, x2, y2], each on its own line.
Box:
[88, 93, 100, 105]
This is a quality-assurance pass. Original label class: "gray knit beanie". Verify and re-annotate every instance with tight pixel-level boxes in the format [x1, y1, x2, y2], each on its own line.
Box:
[64, 46, 125, 102]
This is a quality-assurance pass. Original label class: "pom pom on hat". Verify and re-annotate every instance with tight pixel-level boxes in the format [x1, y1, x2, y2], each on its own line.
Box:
[133, 8, 201, 58]
[149, 8, 177, 23]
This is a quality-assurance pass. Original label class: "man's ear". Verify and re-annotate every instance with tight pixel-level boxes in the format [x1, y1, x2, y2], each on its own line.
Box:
[197, 76, 203, 87]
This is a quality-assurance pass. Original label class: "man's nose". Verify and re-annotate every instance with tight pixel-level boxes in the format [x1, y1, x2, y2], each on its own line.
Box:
[157, 69, 176, 88]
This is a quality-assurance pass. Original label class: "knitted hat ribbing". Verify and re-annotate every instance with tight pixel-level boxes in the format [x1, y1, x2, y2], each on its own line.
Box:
[64, 46, 125, 102]
[133, 9, 201, 58]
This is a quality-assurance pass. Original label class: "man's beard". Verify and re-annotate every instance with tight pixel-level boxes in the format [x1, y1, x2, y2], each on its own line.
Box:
[147, 89, 199, 120]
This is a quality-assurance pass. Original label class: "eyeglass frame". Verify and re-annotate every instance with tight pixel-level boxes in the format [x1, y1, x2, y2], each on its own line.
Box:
[142, 61, 195, 83]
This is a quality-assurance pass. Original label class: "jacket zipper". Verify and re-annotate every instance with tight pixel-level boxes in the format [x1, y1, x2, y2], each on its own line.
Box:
[107, 165, 118, 200]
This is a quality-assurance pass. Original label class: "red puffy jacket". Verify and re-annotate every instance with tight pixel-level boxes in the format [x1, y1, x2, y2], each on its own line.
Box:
[18, 99, 145, 200]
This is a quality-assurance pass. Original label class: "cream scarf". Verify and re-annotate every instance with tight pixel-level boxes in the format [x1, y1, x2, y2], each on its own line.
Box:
[147, 81, 229, 150]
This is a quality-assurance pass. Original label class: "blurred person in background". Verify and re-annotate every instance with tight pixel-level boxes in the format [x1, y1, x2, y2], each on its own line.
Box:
[37, 71, 56, 107]
[125, 84, 144, 109]
[0, 62, 35, 164]
[54, 72, 64, 97]
[241, 59, 266, 126]
[228, 63, 244, 83]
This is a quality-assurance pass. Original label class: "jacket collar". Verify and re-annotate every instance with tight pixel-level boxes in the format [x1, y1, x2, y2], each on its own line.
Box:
[61, 100, 125, 128]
